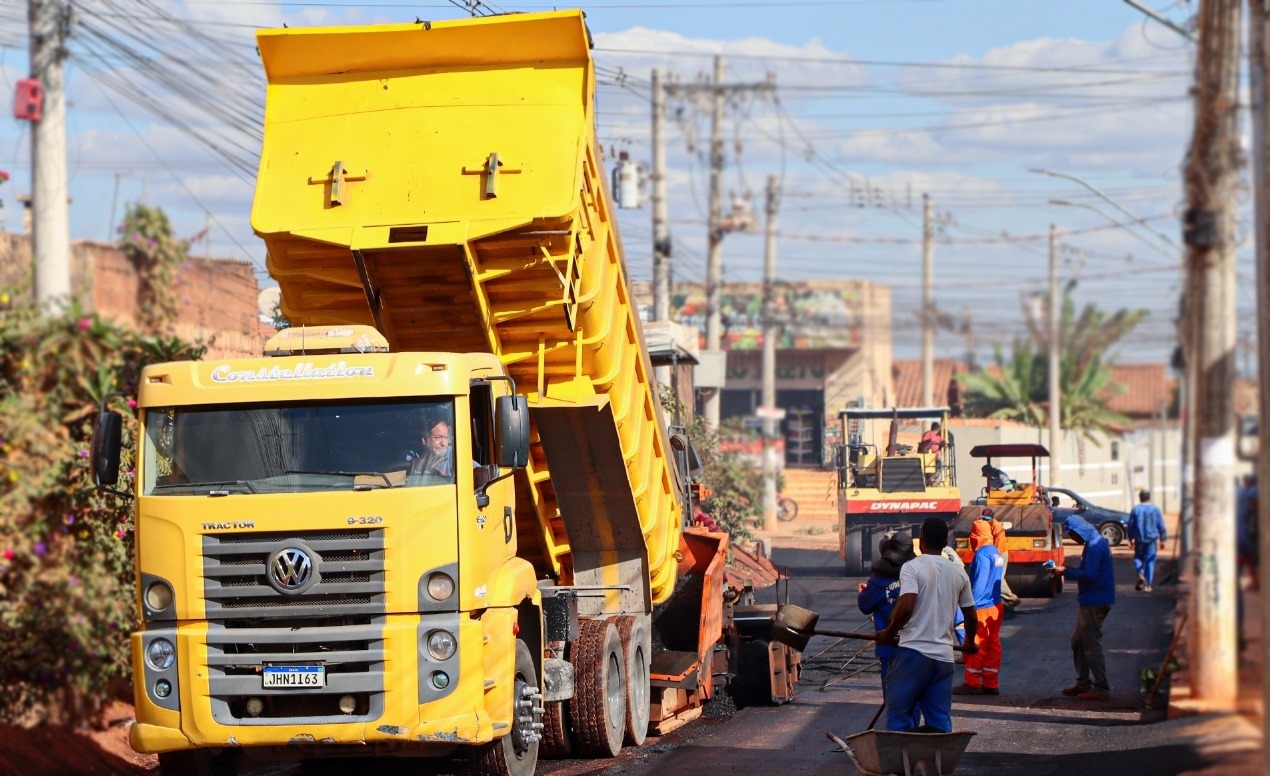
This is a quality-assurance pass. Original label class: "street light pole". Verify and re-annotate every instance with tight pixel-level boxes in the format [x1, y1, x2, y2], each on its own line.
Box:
[1049, 225, 1061, 488]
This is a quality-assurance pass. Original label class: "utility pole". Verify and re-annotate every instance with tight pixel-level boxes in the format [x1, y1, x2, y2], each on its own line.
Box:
[703, 55, 726, 428]
[29, 0, 71, 307]
[667, 59, 774, 427]
[651, 68, 670, 324]
[1244, 0, 1270, 747]
[1184, 0, 1240, 705]
[1048, 225, 1062, 488]
[921, 193, 934, 408]
[650, 68, 672, 388]
[761, 174, 780, 532]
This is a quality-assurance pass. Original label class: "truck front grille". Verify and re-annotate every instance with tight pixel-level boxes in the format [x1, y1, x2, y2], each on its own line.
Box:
[202, 529, 387, 619]
[201, 530, 388, 725]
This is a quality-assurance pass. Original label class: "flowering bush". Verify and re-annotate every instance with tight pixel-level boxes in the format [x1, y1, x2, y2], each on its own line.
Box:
[0, 287, 205, 724]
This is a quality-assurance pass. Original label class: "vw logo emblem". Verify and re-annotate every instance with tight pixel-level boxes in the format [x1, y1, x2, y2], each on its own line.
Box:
[267, 546, 316, 594]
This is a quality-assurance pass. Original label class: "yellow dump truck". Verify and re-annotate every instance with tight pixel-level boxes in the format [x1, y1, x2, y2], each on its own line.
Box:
[91, 11, 798, 775]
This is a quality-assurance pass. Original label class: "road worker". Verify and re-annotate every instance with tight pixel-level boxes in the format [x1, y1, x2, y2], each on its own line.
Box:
[981, 463, 1013, 492]
[876, 518, 978, 732]
[980, 508, 1019, 607]
[857, 533, 916, 687]
[953, 520, 1005, 696]
[1128, 489, 1167, 593]
[1051, 515, 1115, 701]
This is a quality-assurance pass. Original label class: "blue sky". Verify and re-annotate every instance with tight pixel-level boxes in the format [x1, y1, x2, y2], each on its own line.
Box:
[0, 0, 1235, 364]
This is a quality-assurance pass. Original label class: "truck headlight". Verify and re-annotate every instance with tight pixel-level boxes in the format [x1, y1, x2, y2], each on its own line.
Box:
[426, 572, 455, 601]
[147, 638, 176, 671]
[426, 629, 457, 661]
[145, 581, 174, 612]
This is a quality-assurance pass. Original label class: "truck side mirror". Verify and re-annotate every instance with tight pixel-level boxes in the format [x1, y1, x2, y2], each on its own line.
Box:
[92, 410, 132, 499]
[495, 395, 530, 468]
[92, 411, 123, 485]
[669, 433, 703, 479]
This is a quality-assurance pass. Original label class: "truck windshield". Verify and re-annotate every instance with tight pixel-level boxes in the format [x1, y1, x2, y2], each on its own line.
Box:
[142, 399, 457, 496]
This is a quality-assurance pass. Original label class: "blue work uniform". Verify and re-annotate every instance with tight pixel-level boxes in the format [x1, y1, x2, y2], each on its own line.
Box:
[1128, 502, 1167, 587]
[1062, 516, 1116, 691]
[858, 574, 901, 685]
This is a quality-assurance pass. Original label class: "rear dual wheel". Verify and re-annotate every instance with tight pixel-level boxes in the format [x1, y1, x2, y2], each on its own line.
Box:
[615, 615, 651, 746]
[570, 619, 628, 757]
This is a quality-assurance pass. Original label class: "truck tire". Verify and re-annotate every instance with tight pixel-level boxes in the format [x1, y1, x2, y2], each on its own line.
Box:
[843, 528, 867, 577]
[471, 638, 540, 776]
[538, 699, 573, 759]
[158, 749, 240, 776]
[615, 615, 651, 746]
[570, 619, 627, 757]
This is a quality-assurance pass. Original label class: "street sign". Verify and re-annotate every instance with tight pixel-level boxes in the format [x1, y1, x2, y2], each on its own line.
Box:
[755, 406, 786, 421]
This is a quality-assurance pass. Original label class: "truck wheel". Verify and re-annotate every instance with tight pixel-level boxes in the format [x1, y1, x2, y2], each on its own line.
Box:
[843, 528, 866, 577]
[158, 749, 240, 776]
[471, 638, 540, 776]
[538, 699, 573, 759]
[615, 615, 651, 746]
[570, 619, 627, 757]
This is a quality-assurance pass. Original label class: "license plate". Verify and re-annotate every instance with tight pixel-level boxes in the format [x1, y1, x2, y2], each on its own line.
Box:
[263, 666, 325, 689]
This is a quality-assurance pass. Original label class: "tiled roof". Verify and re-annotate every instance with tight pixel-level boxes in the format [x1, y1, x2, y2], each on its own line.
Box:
[893, 358, 963, 410]
[1104, 363, 1175, 419]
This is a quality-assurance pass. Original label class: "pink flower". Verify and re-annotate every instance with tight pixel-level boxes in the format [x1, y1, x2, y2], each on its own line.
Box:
[33, 542, 46, 557]
[3, 549, 12, 560]
[127, 399, 137, 410]
[115, 529, 126, 539]
[78, 449, 89, 458]
[78, 318, 91, 331]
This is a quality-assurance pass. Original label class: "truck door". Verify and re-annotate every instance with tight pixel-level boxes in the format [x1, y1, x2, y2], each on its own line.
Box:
[461, 382, 519, 606]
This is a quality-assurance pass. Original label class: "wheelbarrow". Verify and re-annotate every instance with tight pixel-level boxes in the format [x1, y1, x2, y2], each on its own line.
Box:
[826, 729, 976, 776]
[769, 603, 965, 653]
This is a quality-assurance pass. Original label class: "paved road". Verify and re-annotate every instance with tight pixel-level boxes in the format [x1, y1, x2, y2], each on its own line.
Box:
[541, 540, 1189, 776]
[238, 540, 1186, 775]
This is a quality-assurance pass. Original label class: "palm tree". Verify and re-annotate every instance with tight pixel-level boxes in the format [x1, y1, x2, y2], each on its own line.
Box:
[958, 282, 1147, 441]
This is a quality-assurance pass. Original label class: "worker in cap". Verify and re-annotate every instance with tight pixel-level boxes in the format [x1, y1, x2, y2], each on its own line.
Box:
[857, 533, 916, 690]
[953, 521, 1005, 696]
[1051, 515, 1115, 700]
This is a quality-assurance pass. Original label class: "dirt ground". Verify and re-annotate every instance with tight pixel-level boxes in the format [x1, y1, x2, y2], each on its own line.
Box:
[0, 702, 155, 776]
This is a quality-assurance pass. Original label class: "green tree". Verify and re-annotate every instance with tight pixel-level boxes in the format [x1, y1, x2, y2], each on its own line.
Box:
[659, 388, 762, 541]
[0, 202, 208, 725]
[118, 203, 189, 334]
[958, 282, 1148, 440]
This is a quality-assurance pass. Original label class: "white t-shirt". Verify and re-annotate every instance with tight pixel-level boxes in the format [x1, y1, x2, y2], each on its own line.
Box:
[898, 553, 974, 662]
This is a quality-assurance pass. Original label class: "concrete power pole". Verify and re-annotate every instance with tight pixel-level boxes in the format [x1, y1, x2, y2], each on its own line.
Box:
[1244, 0, 1270, 744]
[1049, 225, 1062, 488]
[29, 0, 71, 307]
[651, 69, 671, 324]
[921, 194, 934, 408]
[1184, 0, 1241, 705]
[703, 55, 726, 428]
[761, 174, 780, 532]
[650, 69, 672, 388]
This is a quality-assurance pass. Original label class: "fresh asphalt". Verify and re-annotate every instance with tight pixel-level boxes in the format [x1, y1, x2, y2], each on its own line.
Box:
[557, 539, 1193, 776]
[241, 540, 1192, 775]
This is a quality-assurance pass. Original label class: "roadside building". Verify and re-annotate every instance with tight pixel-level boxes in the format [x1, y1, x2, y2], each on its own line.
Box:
[637, 278, 893, 468]
[0, 232, 262, 359]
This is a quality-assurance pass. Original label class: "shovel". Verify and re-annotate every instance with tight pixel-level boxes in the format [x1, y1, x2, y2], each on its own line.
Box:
[770, 603, 966, 652]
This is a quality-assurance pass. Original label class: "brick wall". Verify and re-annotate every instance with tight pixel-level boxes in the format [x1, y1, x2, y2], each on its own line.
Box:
[0, 233, 262, 359]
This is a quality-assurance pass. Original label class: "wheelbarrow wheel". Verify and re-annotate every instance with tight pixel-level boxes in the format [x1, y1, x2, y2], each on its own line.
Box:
[913, 760, 939, 776]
